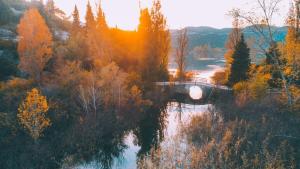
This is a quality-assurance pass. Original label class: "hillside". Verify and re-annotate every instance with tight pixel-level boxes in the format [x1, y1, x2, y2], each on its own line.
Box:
[171, 26, 287, 49]
[170, 26, 287, 69]
[0, 0, 70, 80]
[0, 0, 288, 74]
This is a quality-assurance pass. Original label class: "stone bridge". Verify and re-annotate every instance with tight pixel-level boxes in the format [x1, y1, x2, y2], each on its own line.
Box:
[156, 81, 232, 104]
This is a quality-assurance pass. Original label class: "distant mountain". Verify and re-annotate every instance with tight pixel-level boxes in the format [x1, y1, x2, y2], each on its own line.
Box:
[171, 26, 287, 50]
[170, 26, 288, 70]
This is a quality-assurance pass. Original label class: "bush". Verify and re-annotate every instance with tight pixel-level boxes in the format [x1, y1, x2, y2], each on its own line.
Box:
[233, 72, 269, 106]
[212, 71, 228, 85]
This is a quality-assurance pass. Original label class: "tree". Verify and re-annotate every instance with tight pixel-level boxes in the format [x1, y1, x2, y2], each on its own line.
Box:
[284, 3, 300, 85]
[228, 34, 251, 86]
[138, 8, 155, 85]
[224, 11, 242, 83]
[139, 0, 170, 86]
[150, 0, 170, 81]
[212, 71, 228, 86]
[17, 8, 53, 84]
[138, 8, 152, 34]
[266, 43, 284, 88]
[44, 0, 67, 31]
[232, 0, 295, 105]
[95, 2, 111, 65]
[85, 1, 95, 32]
[72, 5, 81, 33]
[282, 2, 300, 103]
[96, 3, 108, 32]
[18, 88, 50, 140]
[84, 1, 97, 69]
[175, 28, 189, 81]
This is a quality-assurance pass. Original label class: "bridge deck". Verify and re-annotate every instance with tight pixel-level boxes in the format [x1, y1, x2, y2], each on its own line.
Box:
[155, 81, 231, 91]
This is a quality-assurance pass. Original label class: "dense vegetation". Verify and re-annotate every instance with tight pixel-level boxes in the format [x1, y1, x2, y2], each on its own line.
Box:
[139, 0, 300, 168]
[0, 0, 299, 169]
[0, 0, 171, 168]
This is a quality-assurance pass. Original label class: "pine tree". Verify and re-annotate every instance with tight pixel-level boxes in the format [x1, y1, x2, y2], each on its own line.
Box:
[96, 3, 108, 31]
[224, 13, 242, 84]
[82, 1, 98, 69]
[228, 34, 251, 86]
[66, 5, 86, 63]
[85, 1, 95, 32]
[17, 8, 53, 84]
[72, 5, 81, 33]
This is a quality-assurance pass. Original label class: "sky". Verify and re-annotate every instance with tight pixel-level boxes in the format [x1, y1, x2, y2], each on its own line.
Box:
[53, 0, 291, 30]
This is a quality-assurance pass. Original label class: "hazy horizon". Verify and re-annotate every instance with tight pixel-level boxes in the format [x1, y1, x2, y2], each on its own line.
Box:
[53, 0, 290, 30]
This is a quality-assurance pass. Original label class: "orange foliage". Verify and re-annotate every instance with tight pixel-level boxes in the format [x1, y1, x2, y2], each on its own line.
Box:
[17, 8, 52, 83]
[18, 88, 50, 140]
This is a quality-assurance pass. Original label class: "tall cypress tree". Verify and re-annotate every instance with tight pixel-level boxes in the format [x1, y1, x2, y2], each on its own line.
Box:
[228, 34, 251, 86]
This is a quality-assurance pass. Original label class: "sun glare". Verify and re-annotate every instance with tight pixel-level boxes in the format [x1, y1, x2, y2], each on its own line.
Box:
[53, 0, 289, 30]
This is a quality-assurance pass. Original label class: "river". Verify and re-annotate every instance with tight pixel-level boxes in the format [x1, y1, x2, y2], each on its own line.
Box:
[76, 61, 223, 169]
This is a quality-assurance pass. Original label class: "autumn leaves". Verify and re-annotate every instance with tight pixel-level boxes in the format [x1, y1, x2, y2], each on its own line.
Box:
[17, 8, 53, 84]
[15, 8, 52, 140]
[18, 88, 50, 140]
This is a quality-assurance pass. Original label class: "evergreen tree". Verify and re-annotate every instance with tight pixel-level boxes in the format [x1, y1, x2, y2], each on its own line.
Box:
[224, 13, 242, 83]
[96, 3, 108, 31]
[72, 5, 81, 32]
[85, 1, 95, 32]
[66, 5, 86, 63]
[228, 34, 251, 86]
[83, 1, 98, 70]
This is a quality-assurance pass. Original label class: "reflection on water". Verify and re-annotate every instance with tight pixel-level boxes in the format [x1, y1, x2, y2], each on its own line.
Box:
[0, 63, 221, 169]
[77, 64, 221, 169]
[78, 102, 213, 169]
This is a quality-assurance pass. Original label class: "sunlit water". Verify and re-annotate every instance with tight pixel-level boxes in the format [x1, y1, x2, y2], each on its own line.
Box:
[112, 103, 212, 169]
[76, 64, 222, 169]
